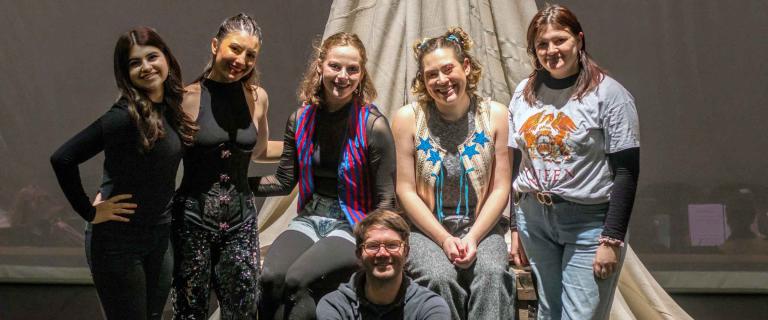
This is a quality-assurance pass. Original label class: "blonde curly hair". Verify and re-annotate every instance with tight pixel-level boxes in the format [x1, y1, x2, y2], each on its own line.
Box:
[410, 27, 482, 106]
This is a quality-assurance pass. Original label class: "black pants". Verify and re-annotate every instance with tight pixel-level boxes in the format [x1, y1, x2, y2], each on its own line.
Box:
[259, 230, 358, 320]
[86, 222, 173, 320]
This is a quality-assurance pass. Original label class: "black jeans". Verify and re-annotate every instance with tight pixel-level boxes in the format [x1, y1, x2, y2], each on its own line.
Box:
[86, 222, 173, 320]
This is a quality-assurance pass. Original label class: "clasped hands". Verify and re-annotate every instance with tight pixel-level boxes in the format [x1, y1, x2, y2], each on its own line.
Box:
[441, 235, 478, 269]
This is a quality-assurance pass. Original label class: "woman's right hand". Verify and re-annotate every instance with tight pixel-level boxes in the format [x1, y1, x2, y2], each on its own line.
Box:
[442, 236, 465, 262]
[91, 194, 136, 224]
[509, 230, 529, 267]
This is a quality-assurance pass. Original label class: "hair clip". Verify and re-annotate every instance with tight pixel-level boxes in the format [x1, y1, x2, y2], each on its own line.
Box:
[418, 38, 429, 50]
[445, 34, 461, 45]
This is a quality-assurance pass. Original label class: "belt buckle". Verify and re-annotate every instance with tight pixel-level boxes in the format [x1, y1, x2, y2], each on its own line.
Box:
[536, 192, 554, 206]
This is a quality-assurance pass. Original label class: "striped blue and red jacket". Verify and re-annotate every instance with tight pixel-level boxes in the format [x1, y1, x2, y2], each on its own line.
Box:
[294, 100, 375, 225]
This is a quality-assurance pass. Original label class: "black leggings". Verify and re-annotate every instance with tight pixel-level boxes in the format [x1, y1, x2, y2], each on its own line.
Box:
[259, 230, 358, 320]
[86, 222, 173, 320]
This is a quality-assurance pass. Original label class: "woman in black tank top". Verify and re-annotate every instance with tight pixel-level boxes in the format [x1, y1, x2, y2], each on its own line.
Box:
[170, 13, 281, 319]
[51, 27, 196, 320]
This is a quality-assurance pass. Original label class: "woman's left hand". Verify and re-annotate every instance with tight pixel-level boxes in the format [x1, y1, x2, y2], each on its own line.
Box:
[593, 244, 620, 279]
[454, 236, 478, 269]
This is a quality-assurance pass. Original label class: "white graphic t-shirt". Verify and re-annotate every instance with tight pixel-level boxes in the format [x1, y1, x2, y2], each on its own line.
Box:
[508, 75, 640, 204]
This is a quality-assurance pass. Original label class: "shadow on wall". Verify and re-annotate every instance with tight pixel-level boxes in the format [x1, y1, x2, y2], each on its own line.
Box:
[0, 185, 83, 247]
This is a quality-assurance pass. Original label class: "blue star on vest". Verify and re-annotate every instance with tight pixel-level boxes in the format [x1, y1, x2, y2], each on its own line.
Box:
[472, 131, 490, 146]
[417, 137, 432, 154]
[462, 144, 480, 159]
[427, 149, 441, 165]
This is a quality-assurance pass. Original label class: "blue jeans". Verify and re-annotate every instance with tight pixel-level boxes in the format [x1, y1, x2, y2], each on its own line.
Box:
[516, 194, 625, 320]
[286, 194, 354, 242]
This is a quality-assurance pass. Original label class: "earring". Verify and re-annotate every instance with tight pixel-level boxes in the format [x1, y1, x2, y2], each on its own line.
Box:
[354, 85, 360, 95]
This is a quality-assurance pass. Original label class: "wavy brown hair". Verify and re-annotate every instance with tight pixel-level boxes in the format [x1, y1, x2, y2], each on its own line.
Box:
[410, 27, 483, 106]
[297, 32, 377, 106]
[522, 4, 606, 105]
[113, 27, 197, 151]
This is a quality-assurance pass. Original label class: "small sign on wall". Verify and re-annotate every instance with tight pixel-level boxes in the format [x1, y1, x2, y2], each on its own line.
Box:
[688, 204, 728, 246]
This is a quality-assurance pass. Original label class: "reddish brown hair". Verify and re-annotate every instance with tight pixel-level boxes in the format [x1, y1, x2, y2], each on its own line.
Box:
[522, 4, 606, 105]
[297, 32, 377, 106]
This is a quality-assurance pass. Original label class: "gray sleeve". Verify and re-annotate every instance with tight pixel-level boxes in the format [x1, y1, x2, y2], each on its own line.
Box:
[507, 99, 519, 149]
[418, 294, 452, 320]
[602, 99, 640, 153]
[316, 294, 347, 320]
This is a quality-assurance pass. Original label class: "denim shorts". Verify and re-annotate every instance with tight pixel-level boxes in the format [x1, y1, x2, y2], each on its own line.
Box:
[286, 194, 354, 243]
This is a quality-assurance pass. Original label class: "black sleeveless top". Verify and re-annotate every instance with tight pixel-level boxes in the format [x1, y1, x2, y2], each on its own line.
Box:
[179, 79, 257, 195]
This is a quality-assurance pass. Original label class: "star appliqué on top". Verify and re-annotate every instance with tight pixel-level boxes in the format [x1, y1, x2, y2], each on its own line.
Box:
[462, 144, 480, 159]
[472, 131, 490, 146]
[417, 137, 432, 154]
[427, 149, 442, 165]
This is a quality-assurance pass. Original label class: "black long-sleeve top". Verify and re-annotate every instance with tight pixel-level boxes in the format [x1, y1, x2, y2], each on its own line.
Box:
[50, 99, 182, 225]
[250, 103, 396, 210]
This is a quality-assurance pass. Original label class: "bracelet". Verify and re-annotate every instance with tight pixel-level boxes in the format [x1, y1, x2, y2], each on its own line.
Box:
[598, 236, 625, 247]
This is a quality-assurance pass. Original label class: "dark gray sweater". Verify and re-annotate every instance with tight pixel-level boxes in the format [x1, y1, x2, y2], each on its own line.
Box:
[316, 272, 450, 320]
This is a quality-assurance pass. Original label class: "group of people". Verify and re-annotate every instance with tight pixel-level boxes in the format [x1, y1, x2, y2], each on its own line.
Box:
[50, 4, 639, 320]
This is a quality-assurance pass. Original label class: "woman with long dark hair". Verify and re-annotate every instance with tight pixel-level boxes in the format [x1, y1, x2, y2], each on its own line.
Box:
[171, 13, 279, 319]
[50, 26, 196, 319]
[508, 4, 641, 319]
[251, 32, 395, 319]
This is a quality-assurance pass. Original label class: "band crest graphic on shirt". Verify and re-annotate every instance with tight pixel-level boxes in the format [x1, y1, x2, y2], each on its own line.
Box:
[518, 111, 576, 163]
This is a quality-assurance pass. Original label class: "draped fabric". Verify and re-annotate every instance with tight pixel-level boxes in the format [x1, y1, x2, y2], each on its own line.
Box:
[322, 0, 536, 116]
[611, 246, 693, 320]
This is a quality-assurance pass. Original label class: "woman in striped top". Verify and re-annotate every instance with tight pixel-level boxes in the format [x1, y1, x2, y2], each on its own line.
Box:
[250, 32, 395, 320]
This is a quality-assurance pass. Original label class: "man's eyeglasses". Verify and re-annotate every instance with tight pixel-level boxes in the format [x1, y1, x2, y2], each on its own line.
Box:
[360, 240, 404, 254]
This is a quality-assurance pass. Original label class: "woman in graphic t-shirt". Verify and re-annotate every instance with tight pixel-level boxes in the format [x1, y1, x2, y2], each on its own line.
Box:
[508, 4, 640, 320]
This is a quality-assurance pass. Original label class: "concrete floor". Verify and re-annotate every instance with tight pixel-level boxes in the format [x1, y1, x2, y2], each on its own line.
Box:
[1, 283, 766, 320]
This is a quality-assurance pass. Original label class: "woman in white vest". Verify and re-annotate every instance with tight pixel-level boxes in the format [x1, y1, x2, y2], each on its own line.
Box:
[391, 27, 514, 320]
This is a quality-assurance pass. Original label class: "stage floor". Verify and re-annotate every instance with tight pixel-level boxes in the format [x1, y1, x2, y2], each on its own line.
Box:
[1, 283, 766, 319]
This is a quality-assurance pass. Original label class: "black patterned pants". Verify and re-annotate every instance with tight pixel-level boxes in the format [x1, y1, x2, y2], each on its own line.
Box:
[171, 216, 260, 319]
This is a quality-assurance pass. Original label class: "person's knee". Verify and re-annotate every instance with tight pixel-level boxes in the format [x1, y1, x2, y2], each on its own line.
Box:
[283, 269, 311, 294]
[418, 263, 458, 289]
[260, 264, 287, 293]
[473, 259, 507, 280]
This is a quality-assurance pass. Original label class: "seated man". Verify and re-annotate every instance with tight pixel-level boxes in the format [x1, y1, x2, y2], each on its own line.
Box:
[316, 209, 450, 320]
